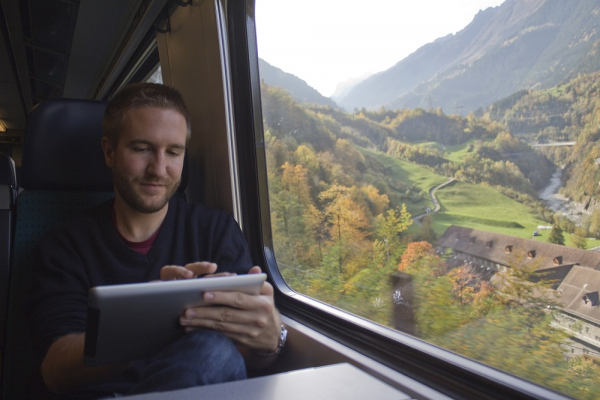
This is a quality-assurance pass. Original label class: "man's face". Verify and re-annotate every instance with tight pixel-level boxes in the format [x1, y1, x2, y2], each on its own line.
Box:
[102, 106, 187, 214]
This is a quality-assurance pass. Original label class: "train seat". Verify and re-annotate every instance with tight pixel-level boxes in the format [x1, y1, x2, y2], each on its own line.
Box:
[2, 98, 114, 398]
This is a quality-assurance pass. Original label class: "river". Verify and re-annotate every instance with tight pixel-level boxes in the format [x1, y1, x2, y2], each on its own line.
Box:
[538, 167, 588, 224]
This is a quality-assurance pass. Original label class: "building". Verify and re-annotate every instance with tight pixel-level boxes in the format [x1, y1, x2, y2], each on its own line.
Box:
[437, 225, 600, 359]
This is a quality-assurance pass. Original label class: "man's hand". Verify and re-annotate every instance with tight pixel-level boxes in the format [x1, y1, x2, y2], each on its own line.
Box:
[159, 261, 218, 280]
[179, 266, 281, 354]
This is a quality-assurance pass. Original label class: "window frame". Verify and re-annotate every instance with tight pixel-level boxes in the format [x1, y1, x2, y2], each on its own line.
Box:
[226, 1, 572, 399]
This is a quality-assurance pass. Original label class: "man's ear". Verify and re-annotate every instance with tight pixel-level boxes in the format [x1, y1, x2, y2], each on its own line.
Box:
[101, 137, 116, 168]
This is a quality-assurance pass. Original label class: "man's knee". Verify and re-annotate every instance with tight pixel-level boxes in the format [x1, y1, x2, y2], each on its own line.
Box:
[172, 330, 247, 383]
[125, 330, 246, 395]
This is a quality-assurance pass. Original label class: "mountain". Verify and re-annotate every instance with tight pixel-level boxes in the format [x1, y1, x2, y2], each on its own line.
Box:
[258, 59, 337, 108]
[331, 73, 372, 104]
[340, 0, 600, 114]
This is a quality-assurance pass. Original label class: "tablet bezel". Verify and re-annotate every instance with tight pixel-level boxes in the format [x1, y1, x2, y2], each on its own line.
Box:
[84, 273, 267, 365]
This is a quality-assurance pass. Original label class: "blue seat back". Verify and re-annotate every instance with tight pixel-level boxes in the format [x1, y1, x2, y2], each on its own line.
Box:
[2, 99, 113, 398]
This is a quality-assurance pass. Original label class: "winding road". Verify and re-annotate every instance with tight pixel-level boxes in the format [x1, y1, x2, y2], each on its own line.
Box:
[413, 178, 455, 223]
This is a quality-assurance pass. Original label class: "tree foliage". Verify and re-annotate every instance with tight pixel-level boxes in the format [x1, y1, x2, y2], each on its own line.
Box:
[548, 225, 566, 245]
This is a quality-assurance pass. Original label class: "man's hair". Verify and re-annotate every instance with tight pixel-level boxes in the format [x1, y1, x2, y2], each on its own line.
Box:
[103, 83, 191, 145]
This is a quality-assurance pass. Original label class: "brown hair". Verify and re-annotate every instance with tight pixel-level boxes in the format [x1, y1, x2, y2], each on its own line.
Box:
[103, 83, 191, 145]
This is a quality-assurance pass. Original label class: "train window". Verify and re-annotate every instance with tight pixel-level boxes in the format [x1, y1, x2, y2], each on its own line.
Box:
[255, 1, 600, 399]
[146, 66, 163, 84]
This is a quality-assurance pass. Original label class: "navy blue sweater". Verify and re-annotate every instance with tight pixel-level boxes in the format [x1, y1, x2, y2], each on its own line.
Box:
[28, 196, 252, 359]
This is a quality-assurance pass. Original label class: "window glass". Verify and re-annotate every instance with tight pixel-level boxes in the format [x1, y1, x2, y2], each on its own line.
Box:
[146, 66, 163, 84]
[255, 1, 600, 398]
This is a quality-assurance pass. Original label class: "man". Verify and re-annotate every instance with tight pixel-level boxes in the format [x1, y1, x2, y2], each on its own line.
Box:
[27, 83, 284, 398]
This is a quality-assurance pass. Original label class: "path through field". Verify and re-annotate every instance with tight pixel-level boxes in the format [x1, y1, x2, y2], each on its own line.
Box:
[413, 178, 455, 223]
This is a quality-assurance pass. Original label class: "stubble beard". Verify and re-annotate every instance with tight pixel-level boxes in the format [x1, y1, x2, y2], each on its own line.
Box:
[113, 170, 181, 214]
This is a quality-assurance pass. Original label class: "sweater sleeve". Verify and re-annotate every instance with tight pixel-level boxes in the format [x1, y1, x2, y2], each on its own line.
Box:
[27, 227, 90, 359]
[211, 211, 253, 275]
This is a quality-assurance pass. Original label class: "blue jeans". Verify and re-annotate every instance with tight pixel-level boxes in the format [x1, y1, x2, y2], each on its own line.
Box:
[68, 330, 247, 399]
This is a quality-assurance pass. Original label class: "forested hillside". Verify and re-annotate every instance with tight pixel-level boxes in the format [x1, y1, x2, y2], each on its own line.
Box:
[261, 80, 559, 317]
[489, 71, 600, 236]
[258, 58, 338, 107]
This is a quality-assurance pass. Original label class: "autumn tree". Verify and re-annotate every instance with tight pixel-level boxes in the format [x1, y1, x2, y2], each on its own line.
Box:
[376, 204, 412, 262]
[398, 242, 445, 275]
[397, 242, 465, 338]
[360, 184, 390, 218]
[448, 264, 479, 306]
[319, 184, 370, 274]
[293, 144, 319, 175]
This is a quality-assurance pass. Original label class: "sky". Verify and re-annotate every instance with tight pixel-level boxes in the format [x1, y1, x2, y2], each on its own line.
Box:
[255, 0, 506, 97]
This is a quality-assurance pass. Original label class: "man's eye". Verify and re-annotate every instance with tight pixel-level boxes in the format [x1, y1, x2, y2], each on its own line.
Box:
[168, 150, 182, 156]
[133, 147, 149, 152]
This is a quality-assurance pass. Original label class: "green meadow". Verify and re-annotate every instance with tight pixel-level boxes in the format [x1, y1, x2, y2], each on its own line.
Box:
[397, 138, 494, 163]
[444, 138, 493, 163]
[358, 147, 447, 215]
[359, 143, 599, 248]
[434, 180, 546, 239]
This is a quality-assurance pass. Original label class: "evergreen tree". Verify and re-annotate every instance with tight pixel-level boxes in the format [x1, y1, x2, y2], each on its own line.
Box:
[417, 215, 437, 244]
[548, 225, 565, 245]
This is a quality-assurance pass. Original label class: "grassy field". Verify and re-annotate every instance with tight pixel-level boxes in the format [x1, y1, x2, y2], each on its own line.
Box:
[444, 138, 493, 163]
[434, 180, 547, 239]
[358, 147, 448, 215]
[359, 144, 600, 248]
[400, 138, 494, 163]
[359, 147, 447, 193]
[413, 141, 444, 151]
[359, 147, 543, 238]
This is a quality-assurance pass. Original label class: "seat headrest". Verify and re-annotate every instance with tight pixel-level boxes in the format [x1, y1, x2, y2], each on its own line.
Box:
[22, 99, 112, 191]
[21, 98, 187, 192]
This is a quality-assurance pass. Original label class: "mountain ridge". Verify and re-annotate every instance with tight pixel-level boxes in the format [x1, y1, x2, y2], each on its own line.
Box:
[339, 0, 600, 114]
[258, 58, 337, 108]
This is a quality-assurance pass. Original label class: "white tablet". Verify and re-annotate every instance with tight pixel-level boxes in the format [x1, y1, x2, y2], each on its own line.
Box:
[84, 273, 267, 365]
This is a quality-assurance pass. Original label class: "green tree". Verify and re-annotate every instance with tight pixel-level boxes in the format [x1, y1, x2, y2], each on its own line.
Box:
[588, 209, 600, 238]
[548, 225, 565, 245]
[416, 215, 437, 243]
[569, 233, 588, 249]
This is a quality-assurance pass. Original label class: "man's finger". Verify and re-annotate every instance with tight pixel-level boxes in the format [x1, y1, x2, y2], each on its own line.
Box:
[260, 280, 274, 296]
[160, 265, 194, 280]
[202, 272, 237, 279]
[247, 266, 273, 295]
[181, 306, 259, 326]
[248, 266, 262, 274]
[203, 291, 253, 310]
[184, 262, 217, 277]
[203, 291, 275, 317]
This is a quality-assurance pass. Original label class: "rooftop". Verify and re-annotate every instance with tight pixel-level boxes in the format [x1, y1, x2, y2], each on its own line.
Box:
[437, 225, 600, 271]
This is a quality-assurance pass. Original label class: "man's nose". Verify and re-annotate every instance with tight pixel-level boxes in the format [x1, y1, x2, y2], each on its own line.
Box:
[147, 151, 168, 177]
